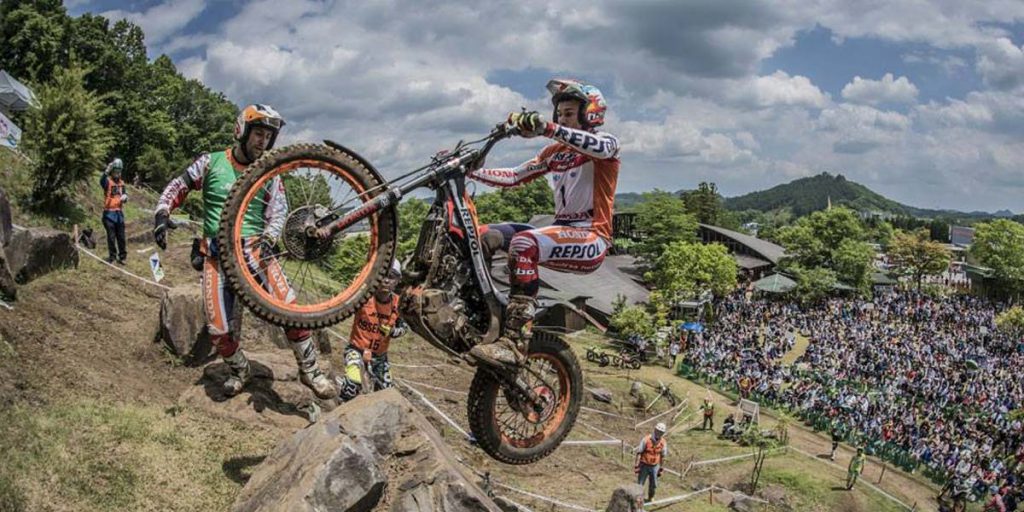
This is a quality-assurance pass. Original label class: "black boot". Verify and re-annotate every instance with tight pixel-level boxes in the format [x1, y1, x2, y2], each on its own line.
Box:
[469, 295, 535, 366]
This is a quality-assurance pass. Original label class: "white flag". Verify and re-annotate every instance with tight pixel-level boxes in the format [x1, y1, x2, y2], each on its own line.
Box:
[149, 252, 165, 283]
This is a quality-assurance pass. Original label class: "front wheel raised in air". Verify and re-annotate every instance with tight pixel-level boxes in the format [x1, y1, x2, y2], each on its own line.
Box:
[467, 331, 582, 465]
[217, 143, 396, 329]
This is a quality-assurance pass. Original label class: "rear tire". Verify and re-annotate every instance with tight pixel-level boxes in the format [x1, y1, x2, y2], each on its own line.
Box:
[467, 331, 582, 465]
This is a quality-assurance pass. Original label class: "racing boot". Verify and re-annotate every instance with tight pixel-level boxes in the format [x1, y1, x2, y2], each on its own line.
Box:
[291, 335, 337, 399]
[469, 295, 535, 367]
[222, 349, 252, 397]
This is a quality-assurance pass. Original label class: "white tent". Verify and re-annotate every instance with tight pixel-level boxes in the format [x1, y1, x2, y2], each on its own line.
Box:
[0, 70, 37, 115]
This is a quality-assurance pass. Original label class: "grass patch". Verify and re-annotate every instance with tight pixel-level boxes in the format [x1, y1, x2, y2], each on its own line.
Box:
[0, 399, 278, 512]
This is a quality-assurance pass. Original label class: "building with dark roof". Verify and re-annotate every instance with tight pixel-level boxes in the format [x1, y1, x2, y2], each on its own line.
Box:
[697, 223, 785, 278]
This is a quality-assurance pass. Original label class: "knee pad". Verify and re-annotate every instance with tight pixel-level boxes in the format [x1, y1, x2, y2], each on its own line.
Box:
[212, 334, 239, 357]
[285, 328, 312, 342]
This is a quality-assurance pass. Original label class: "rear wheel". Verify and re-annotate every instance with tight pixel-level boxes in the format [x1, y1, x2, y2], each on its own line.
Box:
[598, 354, 610, 367]
[217, 143, 396, 328]
[467, 331, 582, 465]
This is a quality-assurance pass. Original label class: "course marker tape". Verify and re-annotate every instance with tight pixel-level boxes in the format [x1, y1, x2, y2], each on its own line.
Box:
[77, 244, 171, 290]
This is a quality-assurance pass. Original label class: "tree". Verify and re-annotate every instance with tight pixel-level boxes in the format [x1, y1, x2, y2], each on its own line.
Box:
[0, 0, 69, 84]
[833, 239, 875, 291]
[632, 190, 697, 261]
[887, 228, 951, 291]
[996, 306, 1024, 337]
[679, 182, 723, 225]
[645, 241, 738, 298]
[609, 305, 655, 339]
[326, 233, 372, 285]
[21, 66, 112, 212]
[474, 178, 554, 225]
[971, 219, 1024, 298]
[777, 207, 873, 292]
[791, 266, 837, 304]
[396, 198, 430, 260]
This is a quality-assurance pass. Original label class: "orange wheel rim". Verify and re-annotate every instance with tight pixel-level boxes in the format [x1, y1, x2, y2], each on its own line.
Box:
[232, 159, 380, 314]
[498, 353, 572, 449]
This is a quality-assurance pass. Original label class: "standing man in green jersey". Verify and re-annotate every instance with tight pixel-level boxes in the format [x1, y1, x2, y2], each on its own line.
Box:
[153, 104, 335, 399]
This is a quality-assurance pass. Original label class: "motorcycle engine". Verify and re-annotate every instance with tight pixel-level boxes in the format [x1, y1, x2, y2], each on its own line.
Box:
[403, 247, 489, 352]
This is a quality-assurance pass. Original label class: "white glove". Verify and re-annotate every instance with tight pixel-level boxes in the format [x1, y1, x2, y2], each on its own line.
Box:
[390, 325, 407, 338]
[120, 194, 129, 203]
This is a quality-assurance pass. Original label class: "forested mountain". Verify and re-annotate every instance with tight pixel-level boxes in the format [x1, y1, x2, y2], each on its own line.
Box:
[720, 172, 1008, 219]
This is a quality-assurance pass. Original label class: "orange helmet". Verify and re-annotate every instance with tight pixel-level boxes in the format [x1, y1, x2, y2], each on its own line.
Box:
[546, 78, 607, 129]
[234, 104, 285, 155]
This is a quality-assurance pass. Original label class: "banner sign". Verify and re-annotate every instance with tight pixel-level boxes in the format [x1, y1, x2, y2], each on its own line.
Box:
[0, 111, 21, 149]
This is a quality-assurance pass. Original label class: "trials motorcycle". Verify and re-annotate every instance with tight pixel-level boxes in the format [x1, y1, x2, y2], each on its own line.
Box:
[215, 122, 582, 464]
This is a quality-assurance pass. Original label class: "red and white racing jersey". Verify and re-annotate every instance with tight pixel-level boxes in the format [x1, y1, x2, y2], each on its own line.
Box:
[471, 124, 620, 240]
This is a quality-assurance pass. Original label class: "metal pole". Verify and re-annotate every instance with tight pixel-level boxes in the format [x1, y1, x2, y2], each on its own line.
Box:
[877, 464, 886, 484]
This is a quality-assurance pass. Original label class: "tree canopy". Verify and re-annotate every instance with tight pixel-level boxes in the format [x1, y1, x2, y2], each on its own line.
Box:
[0, 1, 237, 189]
[971, 219, 1024, 298]
[632, 190, 697, 261]
[776, 207, 874, 294]
[473, 178, 554, 225]
[887, 228, 951, 291]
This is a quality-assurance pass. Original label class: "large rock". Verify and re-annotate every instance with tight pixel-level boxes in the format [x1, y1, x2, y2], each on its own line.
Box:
[0, 245, 15, 301]
[6, 227, 78, 284]
[158, 285, 331, 361]
[0, 186, 11, 247]
[590, 387, 614, 404]
[159, 286, 210, 361]
[605, 485, 644, 512]
[728, 496, 757, 512]
[232, 388, 500, 512]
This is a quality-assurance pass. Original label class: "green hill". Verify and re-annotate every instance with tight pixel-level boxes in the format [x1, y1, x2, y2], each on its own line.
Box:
[720, 172, 1006, 219]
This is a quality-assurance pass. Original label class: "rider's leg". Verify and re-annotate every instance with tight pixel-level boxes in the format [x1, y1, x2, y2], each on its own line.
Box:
[203, 253, 250, 396]
[334, 347, 364, 402]
[246, 241, 336, 399]
[470, 226, 608, 366]
[371, 353, 393, 391]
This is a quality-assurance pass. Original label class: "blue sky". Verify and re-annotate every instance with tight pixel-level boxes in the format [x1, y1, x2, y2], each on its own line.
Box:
[70, 0, 1024, 213]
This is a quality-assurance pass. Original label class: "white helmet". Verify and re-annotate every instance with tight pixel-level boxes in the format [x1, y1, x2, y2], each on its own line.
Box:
[655, 422, 667, 433]
[109, 158, 123, 174]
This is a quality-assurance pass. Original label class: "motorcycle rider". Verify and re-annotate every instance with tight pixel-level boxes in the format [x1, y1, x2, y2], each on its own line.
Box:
[152, 104, 336, 399]
[335, 260, 407, 401]
[469, 78, 620, 366]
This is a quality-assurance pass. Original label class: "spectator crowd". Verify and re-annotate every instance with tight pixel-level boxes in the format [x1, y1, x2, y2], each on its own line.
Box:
[681, 290, 1024, 505]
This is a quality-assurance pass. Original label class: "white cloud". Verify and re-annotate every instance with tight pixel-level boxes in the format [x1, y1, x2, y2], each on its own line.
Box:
[976, 38, 1024, 91]
[732, 71, 830, 109]
[841, 73, 919, 105]
[158, 0, 1024, 212]
[101, 0, 207, 46]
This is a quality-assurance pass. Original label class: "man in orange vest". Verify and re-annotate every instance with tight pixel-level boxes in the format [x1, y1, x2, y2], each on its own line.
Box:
[100, 158, 128, 264]
[634, 422, 668, 503]
[336, 260, 407, 401]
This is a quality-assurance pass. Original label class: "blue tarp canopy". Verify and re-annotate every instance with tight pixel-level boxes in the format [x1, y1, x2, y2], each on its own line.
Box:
[680, 322, 704, 333]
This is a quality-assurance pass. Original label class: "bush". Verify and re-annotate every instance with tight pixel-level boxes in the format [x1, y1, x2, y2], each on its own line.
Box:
[21, 66, 112, 213]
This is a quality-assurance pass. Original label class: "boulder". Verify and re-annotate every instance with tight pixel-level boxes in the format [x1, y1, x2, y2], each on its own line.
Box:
[6, 227, 78, 284]
[232, 388, 500, 512]
[158, 285, 331, 360]
[590, 387, 614, 404]
[0, 245, 15, 301]
[605, 484, 644, 512]
[159, 286, 209, 361]
[728, 496, 757, 512]
[0, 186, 11, 247]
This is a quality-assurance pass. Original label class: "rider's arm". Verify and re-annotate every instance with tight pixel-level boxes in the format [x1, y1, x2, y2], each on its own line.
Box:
[262, 177, 288, 241]
[544, 124, 620, 160]
[469, 147, 553, 188]
[156, 153, 210, 214]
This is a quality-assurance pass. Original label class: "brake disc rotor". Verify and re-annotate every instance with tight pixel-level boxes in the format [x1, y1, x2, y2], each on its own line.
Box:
[282, 205, 336, 261]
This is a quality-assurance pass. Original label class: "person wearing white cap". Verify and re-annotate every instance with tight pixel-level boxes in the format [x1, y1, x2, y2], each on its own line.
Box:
[336, 260, 407, 401]
[634, 422, 669, 502]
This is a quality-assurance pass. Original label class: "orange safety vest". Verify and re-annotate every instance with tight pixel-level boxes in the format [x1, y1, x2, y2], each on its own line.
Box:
[349, 294, 401, 355]
[639, 434, 665, 466]
[104, 177, 125, 211]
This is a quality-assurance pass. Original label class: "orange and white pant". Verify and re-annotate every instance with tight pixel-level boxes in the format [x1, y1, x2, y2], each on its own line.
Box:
[489, 223, 610, 296]
[202, 238, 308, 356]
